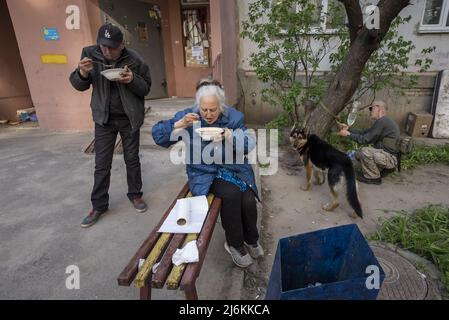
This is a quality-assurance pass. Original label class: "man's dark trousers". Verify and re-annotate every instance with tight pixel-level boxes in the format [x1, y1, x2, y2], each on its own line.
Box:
[91, 119, 143, 212]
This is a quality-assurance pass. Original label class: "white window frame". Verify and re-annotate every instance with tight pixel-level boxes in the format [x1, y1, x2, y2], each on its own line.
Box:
[419, 0, 449, 33]
[279, 0, 346, 35]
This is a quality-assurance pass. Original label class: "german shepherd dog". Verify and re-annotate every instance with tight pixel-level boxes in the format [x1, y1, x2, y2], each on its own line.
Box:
[290, 128, 363, 219]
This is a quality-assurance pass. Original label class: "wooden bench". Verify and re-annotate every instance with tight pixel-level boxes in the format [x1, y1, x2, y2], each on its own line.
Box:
[117, 183, 222, 300]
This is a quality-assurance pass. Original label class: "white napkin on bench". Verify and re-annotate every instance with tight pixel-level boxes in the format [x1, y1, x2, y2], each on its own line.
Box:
[172, 240, 199, 266]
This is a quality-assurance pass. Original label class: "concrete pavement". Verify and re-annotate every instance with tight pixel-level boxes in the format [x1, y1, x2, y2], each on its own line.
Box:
[0, 98, 246, 300]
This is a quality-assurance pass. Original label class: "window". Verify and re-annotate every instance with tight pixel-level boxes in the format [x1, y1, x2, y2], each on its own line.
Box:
[181, 1, 211, 68]
[308, 0, 346, 32]
[278, 0, 346, 34]
[325, 0, 346, 32]
[181, 0, 209, 5]
[420, 0, 449, 33]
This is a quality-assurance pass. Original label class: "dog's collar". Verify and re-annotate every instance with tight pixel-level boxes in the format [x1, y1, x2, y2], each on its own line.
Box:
[295, 143, 308, 155]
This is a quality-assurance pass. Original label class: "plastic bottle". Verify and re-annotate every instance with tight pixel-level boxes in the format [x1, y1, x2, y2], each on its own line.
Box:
[347, 101, 360, 127]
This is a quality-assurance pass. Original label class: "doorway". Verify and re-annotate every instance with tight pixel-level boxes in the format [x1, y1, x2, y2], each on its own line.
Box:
[0, 0, 34, 125]
[99, 0, 168, 99]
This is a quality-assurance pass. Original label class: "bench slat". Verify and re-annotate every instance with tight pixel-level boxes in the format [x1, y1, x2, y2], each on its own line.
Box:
[152, 233, 187, 288]
[166, 233, 198, 290]
[166, 194, 216, 290]
[134, 233, 172, 288]
[180, 197, 222, 290]
[117, 183, 189, 286]
[151, 192, 195, 288]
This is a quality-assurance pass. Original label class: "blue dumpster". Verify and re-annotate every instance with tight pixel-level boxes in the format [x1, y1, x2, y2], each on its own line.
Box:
[265, 224, 385, 300]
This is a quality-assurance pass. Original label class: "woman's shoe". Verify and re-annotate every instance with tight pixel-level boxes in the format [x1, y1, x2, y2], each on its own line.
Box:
[244, 241, 265, 259]
[224, 242, 253, 268]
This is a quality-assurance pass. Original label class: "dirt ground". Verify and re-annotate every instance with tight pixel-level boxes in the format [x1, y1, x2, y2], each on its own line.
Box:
[243, 145, 449, 300]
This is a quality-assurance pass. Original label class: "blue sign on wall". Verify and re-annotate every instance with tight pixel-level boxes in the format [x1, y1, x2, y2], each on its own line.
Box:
[43, 27, 60, 41]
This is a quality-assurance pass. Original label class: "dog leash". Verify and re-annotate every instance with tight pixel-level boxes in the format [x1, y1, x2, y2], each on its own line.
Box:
[318, 101, 345, 126]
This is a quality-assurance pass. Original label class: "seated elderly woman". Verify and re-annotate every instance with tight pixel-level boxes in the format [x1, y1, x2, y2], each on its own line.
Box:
[152, 79, 263, 268]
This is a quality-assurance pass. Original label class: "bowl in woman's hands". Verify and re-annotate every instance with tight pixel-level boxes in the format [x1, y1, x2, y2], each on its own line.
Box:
[195, 127, 224, 141]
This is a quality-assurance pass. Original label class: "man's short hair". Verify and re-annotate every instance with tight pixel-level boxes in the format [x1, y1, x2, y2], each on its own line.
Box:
[373, 100, 387, 111]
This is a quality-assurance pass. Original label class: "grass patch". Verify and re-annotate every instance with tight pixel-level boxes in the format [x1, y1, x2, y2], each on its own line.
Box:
[401, 144, 449, 171]
[369, 205, 449, 292]
[327, 132, 361, 152]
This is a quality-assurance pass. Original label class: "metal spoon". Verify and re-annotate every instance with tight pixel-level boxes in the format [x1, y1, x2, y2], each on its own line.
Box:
[92, 61, 113, 68]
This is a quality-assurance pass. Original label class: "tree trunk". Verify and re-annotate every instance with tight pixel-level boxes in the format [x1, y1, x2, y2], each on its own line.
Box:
[307, 0, 411, 137]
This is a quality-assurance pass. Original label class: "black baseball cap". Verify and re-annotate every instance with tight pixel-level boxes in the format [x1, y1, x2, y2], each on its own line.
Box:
[97, 24, 124, 48]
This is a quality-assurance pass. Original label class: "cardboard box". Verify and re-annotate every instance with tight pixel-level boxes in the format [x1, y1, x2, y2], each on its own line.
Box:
[405, 112, 434, 137]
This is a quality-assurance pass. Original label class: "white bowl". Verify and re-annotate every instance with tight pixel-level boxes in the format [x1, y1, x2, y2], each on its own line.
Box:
[100, 68, 126, 81]
[195, 127, 224, 141]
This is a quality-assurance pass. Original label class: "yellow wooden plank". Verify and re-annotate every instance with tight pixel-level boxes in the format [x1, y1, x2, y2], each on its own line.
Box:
[166, 194, 215, 290]
[133, 194, 194, 289]
[206, 194, 214, 206]
[166, 233, 197, 289]
[40, 54, 68, 64]
[134, 233, 171, 288]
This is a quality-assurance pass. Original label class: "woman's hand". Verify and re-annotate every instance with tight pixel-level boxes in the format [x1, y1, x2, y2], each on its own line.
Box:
[174, 113, 200, 129]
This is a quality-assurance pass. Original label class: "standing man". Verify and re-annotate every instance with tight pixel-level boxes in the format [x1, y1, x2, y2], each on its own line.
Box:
[70, 24, 151, 228]
[338, 101, 400, 185]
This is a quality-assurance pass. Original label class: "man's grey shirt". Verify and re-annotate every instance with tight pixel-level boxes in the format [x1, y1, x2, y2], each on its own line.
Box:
[349, 116, 400, 154]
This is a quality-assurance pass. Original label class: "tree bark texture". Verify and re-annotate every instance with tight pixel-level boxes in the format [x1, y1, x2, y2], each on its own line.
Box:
[306, 0, 411, 137]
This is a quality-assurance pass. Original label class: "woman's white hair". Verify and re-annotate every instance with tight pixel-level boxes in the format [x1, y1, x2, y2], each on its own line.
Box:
[195, 84, 226, 112]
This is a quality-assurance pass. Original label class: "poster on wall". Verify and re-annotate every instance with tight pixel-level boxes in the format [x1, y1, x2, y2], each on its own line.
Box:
[191, 46, 203, 58]
[43, 27, 60, 41]
[185, 47, 209, 68]
[137, 22, 149, 41]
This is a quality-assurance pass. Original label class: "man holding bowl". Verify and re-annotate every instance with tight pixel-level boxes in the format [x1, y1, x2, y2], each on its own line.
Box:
[70, 23, 152, 228]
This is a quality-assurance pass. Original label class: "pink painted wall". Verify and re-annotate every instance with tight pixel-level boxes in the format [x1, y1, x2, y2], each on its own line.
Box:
[167, 0, 211, 98]
[210, 0, 238, 106]
[152, 0, 177, 98]
[218, 0, 238, 106]
[86, 0, 102, 42]
[4, 0, 238, 130]
[0, 0, 33, 121]
[210, 0, 222, 63]
[6, 0, 95, 131]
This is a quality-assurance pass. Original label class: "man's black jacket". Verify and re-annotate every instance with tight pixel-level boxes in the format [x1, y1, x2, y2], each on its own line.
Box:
[69, 45, 152, 132]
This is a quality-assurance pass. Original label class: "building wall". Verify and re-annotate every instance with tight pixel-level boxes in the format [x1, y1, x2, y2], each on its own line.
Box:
[4, 0, 238, 130]
[237, 0, 449, 127]
[86, 0, 102, 42]
[151, 0, 177, 98]
[217, 0, 238, 107]
[239, 0, 449, 72]
[166, 0, 211, 98]
[0, 0, 33, 121]
[6, 0, 95, 131]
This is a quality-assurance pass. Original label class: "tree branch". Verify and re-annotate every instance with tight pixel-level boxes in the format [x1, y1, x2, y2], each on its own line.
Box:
[378, 0, 412, 37]
[339, 0, 363, 44]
